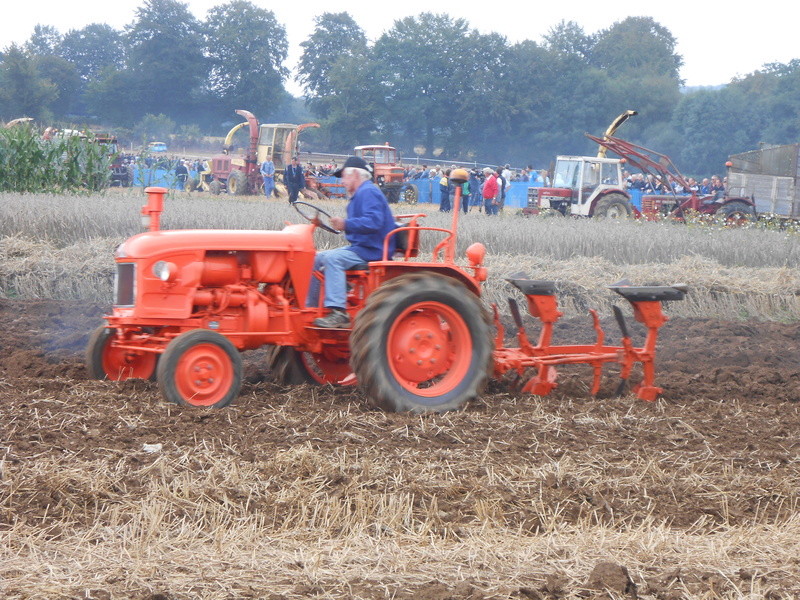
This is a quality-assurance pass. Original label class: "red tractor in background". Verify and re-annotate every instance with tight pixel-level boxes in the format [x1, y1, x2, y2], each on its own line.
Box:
[188, 109, 319, 196]
[87, 175, 687, 412]
[354, 143, 417, 204]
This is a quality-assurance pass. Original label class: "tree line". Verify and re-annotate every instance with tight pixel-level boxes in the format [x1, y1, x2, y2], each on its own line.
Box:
[1, 0, 799, 175]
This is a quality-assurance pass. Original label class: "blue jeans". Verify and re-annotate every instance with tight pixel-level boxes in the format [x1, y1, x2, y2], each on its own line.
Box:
[484, 198, 499, 215]
[263, 176, 274, 197]
[306, 247, 365, 309]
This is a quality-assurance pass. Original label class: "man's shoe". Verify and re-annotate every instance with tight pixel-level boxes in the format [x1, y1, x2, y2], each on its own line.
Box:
[313, 308, 350, 328]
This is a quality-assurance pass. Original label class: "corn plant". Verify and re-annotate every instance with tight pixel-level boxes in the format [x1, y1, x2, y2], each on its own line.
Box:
[0, 124, 113, 193]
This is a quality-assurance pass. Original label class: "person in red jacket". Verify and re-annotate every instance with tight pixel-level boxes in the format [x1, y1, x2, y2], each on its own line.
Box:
[482, 167, 499, 215]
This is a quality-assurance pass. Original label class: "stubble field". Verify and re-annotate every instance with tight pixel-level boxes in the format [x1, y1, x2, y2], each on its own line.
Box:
[1, 189, 800, 599]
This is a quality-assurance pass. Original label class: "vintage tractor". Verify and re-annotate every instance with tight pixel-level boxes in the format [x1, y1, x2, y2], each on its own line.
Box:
[87, 173, 686, 412]
[187, 109, 319, 196]
[354, 143, 417, 204]
[526, 110, 638, 218]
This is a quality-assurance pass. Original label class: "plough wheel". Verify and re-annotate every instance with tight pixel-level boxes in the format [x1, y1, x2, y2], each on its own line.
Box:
[266, 345, 353, 385]
[157, 329, 242, 408]
[86, 325, 157, 381]
[350, 273, 493, 412]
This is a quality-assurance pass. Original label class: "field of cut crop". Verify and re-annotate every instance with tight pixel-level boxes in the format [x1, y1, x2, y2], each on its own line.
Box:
[2, 188, 800, 599]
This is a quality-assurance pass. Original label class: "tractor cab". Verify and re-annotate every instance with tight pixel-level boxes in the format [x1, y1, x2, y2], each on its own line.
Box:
[354, 144, 406, 202]
[548, 156, 624, 216]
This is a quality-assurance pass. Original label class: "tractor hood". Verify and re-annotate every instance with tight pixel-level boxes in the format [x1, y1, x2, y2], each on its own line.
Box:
[116, 223, 315, 260]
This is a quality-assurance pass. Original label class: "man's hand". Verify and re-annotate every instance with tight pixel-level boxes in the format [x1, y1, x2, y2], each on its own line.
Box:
[330, 216, 345, 231]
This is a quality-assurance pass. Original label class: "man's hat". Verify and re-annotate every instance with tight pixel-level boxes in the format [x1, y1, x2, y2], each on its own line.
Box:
[333, 156, 373, 178]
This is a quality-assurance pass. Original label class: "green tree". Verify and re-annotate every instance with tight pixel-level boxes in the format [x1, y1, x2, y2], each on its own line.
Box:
[25, 24, 62, 56]
[35, 55, 81, 117]
[124, 0, 206, 118]
[134, 113, 176, 145]
[60, 24, 125, 82]
[589, 17, 682, 131]
[373, 13, 492, 157]
[297, 12, 367, 116]
[203, 0, 288, 123]
[0, 44, 57, 120]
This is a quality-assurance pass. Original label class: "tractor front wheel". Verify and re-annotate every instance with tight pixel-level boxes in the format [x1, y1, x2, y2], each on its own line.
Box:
[209, 180, 222, 195]
[227, 170, 248, 195]
[86, 325, 157, 381]
[400, 184, 418, 204]
[350, 273, 493, 412]
[157, 330, 242, 408]
[593, 193, 632, 219]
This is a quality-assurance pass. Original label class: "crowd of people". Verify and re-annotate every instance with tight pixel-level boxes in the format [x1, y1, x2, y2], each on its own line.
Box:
[623, 171, 727, 197]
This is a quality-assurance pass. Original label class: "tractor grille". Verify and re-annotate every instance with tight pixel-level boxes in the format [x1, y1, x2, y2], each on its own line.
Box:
[114, 263, 135, 306]
[527, 188, 539, 207]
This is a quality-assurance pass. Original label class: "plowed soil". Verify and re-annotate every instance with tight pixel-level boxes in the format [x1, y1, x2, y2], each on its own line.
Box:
[2, 298, 800, 599]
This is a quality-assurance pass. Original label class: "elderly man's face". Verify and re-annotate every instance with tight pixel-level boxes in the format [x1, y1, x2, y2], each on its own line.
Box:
[343, 169, 363, 195]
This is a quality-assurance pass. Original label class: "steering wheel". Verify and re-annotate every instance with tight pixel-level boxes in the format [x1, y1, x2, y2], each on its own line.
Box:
[292, 201, 341, 235]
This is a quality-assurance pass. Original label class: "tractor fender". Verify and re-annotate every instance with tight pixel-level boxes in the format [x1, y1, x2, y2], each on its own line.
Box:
[374, 263, 483, 297]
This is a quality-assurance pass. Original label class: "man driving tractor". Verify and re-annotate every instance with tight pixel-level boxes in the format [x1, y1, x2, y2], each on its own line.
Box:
[306, 156, 396, 328]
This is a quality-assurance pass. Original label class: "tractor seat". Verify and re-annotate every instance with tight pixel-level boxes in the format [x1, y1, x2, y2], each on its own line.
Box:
[506, 278, 557, 296]
[348, 262, 369, 271]
[609, 283, 688, 302]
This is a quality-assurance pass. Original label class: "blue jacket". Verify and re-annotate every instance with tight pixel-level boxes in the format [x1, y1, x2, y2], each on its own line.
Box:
[345, 181, 396, 262]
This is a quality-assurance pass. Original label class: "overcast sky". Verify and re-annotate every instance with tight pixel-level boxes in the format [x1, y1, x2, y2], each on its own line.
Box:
[4, 0, 797, 96]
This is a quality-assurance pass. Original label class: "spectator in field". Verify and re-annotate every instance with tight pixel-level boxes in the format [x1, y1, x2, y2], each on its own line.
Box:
[174, 160, 189, 190]
[439, 169, 452, 212]
[710, 175, 725, 199]
[284, 156, 305, 204]
[496, 168, 508, 212]
[469, 169, 483, 211]
[482, 167, 499, 215]
[687, 177, 699, 193]
[260, 154, 275, 198]
[699, 178, 710, 194]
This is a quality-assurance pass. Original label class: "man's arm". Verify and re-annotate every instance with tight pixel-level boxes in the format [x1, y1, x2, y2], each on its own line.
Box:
[344, 190, 386, 235]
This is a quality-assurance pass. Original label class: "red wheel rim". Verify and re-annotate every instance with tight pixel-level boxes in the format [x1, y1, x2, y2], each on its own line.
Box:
[387, 302, 472, 397]
[302, 349, 353, 385]
[102, 339, 156, 381]
[174, 343, 234, 406]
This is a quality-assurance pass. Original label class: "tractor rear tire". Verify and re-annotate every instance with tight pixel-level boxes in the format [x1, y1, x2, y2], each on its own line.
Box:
[86, 325, 158, 381]
[593, 193, 633, 219]
[716, 200, 756, 225]
[209, 180, 222, 195]
[350, 273, 493, 413]
[266, 345, 352, 385]
[157, 330, 242, 408]
[227, 170, 248, 196]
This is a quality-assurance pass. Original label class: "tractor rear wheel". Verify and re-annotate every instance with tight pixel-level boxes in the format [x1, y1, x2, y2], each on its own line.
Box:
[266, 345, 353, 385]
[350, 273, 493, 412]
[593, 193, 632, 219]
[227, 170, 248, 195]
[86, 325, 158, 381]
[716, 200, 756, 225]
[157, 330, 242, 408]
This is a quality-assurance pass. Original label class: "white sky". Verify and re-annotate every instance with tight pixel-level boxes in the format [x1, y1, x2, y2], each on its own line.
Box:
[4, 0, 797, 96]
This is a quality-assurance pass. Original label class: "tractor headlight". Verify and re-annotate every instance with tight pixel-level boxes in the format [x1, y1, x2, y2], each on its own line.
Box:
[152, 261, 178, 282]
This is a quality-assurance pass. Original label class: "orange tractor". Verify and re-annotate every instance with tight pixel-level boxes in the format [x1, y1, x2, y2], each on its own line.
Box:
[87, 171, 686, 411]
[354, 143, 417, 204]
